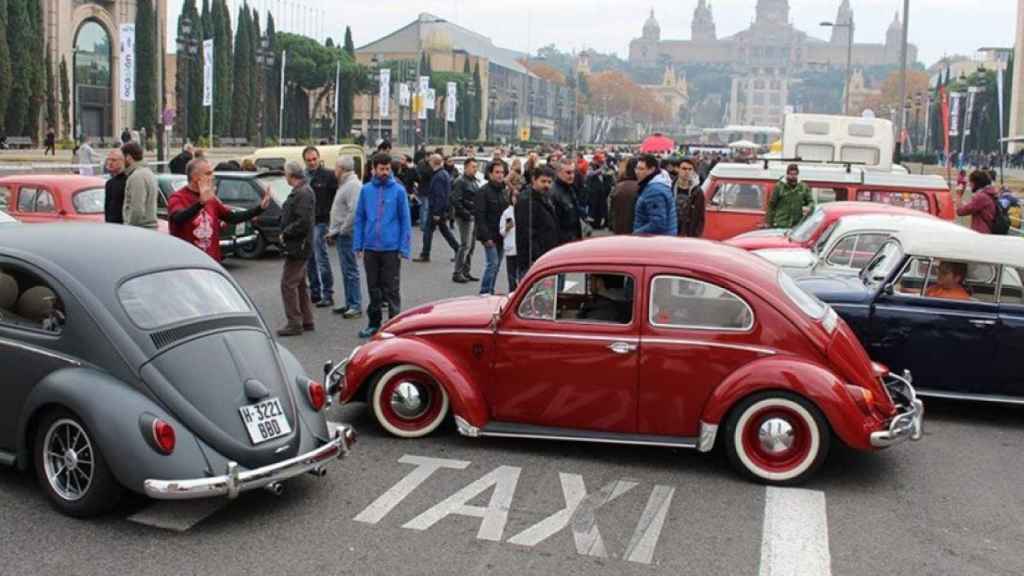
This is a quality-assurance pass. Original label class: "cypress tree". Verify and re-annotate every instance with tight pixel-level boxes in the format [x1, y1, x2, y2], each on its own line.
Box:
[187, 0, 203, 141]
[211, 0, 233, 137]
[173, 0, 196, 140]
[230, 5, 250, 138]
[264, 12, 277, 141]
[248, 8, 261, 144]
[340, 26, 354, 136]
[472, 61, 482, 140]
[26, 0, 44, 139]
[6, 0, 32, 137]
[45, 52, 56, 133]
[135, 0, 158, 140]
[0, 0, 12, 134]
[59, 56, 70, 138]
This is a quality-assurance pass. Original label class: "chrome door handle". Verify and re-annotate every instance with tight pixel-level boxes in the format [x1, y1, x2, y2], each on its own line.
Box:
[969, 319, 996, 327]
[608, 341, 637, 354]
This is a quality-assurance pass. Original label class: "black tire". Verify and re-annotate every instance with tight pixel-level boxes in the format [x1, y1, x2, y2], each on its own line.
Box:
[33, 408, 123, 517]
[237, 233, 267, 260]
[724, 391, 830, 486]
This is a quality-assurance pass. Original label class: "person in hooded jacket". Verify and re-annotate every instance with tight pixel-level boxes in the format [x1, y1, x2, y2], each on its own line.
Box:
[632, 154, 678, 236]
[675, 157, 706, 237]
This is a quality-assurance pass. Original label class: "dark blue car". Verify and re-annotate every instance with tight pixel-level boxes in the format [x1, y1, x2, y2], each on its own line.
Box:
[799, 228, 1024, 403]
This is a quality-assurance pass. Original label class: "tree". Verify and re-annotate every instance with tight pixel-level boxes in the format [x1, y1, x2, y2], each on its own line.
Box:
[173, 0, 197, 140]
[59, 56, 70, 138]
[135, 0, 159, 139]
[230, 5, 251, 138]
[26, 0, 44, 138]
[5, 0, 32, 137]
[861, 70, 929, 121]
[0, 0, 12, 134]
[263, 12, 278, 141]
[212, 0, 234, 136]
[45, 52, 56, 132]
[471, 61, 482, 140]
[339, 26, 354, 137]
[248, 8, 261, 144]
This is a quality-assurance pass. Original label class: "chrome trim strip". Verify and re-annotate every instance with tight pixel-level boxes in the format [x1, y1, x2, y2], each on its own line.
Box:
[497, 330, 639, 343]
[478, 429, 697, 449]
[413, 328, 493, 337]
[831, 303, 871, 309]
[0, 337, 80, 366]
[642, 337, 776, 356]
[874, 305, 999, 319]
[915, 388, 1024, 406]
[698, 422, 718, 453]
[455, 416, 480, 437]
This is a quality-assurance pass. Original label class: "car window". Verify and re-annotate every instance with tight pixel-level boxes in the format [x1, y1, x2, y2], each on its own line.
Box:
[518, 272, 634, 325]
[33, 190, 56, 213]
[711, 182, 766, 211]
[826, 233, 889, 269]
[217, 179, 258, 205]
[810, 187, 849, 204]
[0, 186, 9, 210]
[896, 258, 994, 302]
[0, 264, 65, 333]
[999, 267, 1024, 305]
[650, 275, 753, 331]
[72, 188, 105, 214]
[255, 158, 285, 171]
[17, 187, 36, 212]
[826, 235, 858, 267]
[119, 269, 251, 330]
[894, 257, 931, 296]
[789, 207, 826, 243]
[855, 190, 931, 213]
[861, 240, 903, 287]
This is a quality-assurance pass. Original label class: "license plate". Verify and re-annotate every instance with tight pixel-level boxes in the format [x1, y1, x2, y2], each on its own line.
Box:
[238, 398, 292, 444]
[235, 223, 246, 235]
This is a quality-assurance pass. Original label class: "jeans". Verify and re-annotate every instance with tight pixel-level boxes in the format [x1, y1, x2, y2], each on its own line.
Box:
[418, 196, 429, 231]
[420, 215, 460, 260]
[479, 242, 504, 295]
[505, 255, 519, 292]
[306, 223, 334, 300]
[454, 217, 476, 276]
[364, 250, 401, 329]
[335, 234, 362, 311]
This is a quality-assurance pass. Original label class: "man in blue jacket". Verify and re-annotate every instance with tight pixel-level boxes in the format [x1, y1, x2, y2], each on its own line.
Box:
[633, 154, 678, 236]
[353, 153, 413, 338]
[413, 154, 460, 262]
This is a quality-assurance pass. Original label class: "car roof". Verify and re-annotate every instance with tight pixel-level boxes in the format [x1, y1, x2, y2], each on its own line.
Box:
[891, 229, 1024, 268]
[831, 213, 959, 235]
[709, 163, 948, 190]
[0, 174, 107, 191]
[817, 201, 929, 218]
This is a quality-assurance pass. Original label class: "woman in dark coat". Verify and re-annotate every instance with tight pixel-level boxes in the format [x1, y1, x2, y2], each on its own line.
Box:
[608, 157, 640, 235]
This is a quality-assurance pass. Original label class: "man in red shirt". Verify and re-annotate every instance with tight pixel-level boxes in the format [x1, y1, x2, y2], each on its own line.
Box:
[167, 158, 269, 261]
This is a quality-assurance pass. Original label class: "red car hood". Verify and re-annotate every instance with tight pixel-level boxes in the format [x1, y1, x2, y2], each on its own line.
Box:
[384, 295, 505, 335]
[726, 233, 802, 251]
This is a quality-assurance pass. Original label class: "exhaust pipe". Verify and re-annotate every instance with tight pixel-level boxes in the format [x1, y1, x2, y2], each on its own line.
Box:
[308, 465, 328, 478]
[264, 482, 284, 496]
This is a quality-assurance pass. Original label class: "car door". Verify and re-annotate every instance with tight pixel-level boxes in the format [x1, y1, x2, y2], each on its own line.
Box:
[987, 267, 1024, 398]
[493, 268, 641, 433]
[703, 180, 770, 240]
[869, 256, 998, 393]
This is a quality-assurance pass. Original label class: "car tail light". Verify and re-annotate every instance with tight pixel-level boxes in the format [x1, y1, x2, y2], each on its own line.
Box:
[307, 380, 326, 411]
[152, 419, 176, 454]
[845, 385, 882, 419]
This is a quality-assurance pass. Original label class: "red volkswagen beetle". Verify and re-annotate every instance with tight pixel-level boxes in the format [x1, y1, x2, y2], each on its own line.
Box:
[327, 237, 923, 484]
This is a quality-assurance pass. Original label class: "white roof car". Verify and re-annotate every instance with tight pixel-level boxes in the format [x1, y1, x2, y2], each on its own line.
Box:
[707, 162, 946, 191]
[890, 227, 1024, 270]
[755, 214, 973, 279]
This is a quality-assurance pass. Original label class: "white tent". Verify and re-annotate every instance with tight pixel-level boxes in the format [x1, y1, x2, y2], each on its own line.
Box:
[728, 139, 760, 149]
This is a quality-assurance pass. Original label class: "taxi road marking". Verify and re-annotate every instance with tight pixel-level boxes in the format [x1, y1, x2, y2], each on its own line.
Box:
[759, 487, 832, 576]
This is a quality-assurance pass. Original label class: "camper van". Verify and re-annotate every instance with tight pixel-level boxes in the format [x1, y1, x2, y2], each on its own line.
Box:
[782, 113, 895, 171]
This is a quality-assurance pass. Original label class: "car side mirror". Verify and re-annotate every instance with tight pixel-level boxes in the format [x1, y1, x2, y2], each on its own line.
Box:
[882, 283, 895, 296]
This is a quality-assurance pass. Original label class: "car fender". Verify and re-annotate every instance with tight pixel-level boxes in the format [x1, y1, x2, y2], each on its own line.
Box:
[17, 367, 211, 493]
[700, 355, 875, 451]
[275, 342, 329, 440]
[343, 337, 489, 428]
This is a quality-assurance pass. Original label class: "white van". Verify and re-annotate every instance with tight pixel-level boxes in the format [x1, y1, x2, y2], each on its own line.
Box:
[782, 114, 894, 172]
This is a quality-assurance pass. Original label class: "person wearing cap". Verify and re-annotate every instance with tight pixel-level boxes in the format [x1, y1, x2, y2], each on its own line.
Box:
[765, 164, 812, 229]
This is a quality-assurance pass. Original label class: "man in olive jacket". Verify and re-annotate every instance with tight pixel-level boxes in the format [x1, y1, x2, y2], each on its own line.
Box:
[277, 161, 316, 337]
[765, 164, 813, 229]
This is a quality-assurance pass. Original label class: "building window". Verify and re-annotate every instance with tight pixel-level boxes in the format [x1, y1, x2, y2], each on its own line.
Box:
[74, 20, 113, 140]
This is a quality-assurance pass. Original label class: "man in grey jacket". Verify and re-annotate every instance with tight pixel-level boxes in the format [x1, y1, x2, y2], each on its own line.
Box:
[121, 142, 159, 229]
[326, 155, 363, 318]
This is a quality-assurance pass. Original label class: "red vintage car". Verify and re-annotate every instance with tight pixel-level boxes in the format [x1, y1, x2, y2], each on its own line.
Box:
[725, 201, 934, 252]
[0, 175, 169, 233]
[326, 236, 923, 484]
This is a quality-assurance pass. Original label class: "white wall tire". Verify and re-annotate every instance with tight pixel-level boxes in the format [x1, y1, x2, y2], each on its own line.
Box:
[725, 392, 830, 485]
[371, 365, 450, 439]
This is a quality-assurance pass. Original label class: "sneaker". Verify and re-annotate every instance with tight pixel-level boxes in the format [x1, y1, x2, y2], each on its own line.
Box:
[342, 308, 363, 319]
[358, 326, 379, 338]
[315, 298, 334, 308]
[452, 274, 468, 283]
[412, 256, 430, 262]
[465, 273, 480, 282]
[303, 323, 315, 332]
[332, 303, 347, 314]
[276, 326, 303, 337]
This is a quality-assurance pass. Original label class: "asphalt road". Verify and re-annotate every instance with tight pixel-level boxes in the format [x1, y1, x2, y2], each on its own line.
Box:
[1, 231, 1023, 576]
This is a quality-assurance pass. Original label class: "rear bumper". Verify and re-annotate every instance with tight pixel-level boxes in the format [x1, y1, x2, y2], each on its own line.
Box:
[143, 422, 355, 500]
[870, 371, 924, 448]
[220, 233, 258, 254]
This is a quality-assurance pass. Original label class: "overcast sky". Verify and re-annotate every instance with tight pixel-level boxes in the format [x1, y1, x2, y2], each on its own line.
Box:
[167, 0, 1016, 68]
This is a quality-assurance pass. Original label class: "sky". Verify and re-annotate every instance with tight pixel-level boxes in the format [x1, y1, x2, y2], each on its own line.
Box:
[165, 0, 1016, 68]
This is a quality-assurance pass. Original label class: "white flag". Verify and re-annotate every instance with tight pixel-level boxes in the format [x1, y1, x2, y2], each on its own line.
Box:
[203, 39, 214, 107]
[399, 83, 410, 107]
[425, 88, 436, 110]
[119, 24, 135, 102]
[379, 69, 391, 118]
[948, 92, 961, 137]
[964, 87, 978, 136]
[417, 76, 430, 119]
[998, 68, 1006, 143]
[446, 82, 457, 123]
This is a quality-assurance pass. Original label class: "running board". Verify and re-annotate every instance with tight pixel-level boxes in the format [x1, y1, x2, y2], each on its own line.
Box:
[917, 388, 1024, 406]
[475, 421, 698, 450]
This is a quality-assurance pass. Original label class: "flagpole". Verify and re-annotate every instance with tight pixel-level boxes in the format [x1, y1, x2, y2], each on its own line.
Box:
[279, 49, 287, 142]
[335, 59, 341, 143]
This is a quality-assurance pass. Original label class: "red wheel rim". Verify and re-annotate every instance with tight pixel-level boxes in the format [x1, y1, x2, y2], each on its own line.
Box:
[740, 405, 813, 474]
[379, 370, 444, 432]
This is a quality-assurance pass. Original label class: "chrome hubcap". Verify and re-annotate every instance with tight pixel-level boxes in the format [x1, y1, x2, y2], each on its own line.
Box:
[43, 419, 94, 501]
[390, 381, 428, 420]
[757, 417, 795, 454]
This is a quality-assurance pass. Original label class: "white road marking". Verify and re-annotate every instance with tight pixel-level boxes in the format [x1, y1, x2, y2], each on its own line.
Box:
[402, 465, 522, 542]
[127, 499, 228, 532]
[507, 474, 637, 559]
[759, 487, 832, 576]
[353, 455, 471, 525]
[623, 485, 675, 564]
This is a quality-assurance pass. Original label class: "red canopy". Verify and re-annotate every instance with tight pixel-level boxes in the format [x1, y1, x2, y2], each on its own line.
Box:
[640, 134, 675, 153]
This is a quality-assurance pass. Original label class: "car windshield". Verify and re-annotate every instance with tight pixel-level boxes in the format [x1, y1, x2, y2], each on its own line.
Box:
[813, 221, 840, 254]
[860, 240, 903, 287]
[778, 270, 827, 320]
[260, 175, 291, 205]
[118, 269, 251, 330]
[72, 188, 105, 214]
[788, 207, 826, 243]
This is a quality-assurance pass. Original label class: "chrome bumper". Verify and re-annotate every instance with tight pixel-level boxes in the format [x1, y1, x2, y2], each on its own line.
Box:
[324, 346, 362, 404]
[143, 422, 356, 500]
[220, 234, 258, 249]
[870, 370, 924, 448]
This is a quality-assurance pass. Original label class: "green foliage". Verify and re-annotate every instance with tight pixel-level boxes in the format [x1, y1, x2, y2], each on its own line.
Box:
[25, 0, 43, 138]
[59, 56, 70, 138]
[248, 8, 262, 144]
[187, 0, 204, 141]
[471, 62, 482, 139]
[45, 52, 56, 131]
[5, 0, 32, 137]
[135, 0, 158, 136]
[212, 0, 233, 136]
[174, 0, 199, 141]
[791, 68, 844, 115]
[947, 68, 1001, 153]
[340, 26, 355, 136]
[230, 5, 251, 138]
[0, 0, 11, 134]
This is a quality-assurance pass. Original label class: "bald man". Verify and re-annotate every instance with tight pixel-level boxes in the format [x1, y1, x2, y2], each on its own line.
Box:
[104, 149, 127, 223]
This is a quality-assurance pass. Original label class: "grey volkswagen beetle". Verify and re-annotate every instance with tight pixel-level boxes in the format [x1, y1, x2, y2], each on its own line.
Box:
[0, 224, 355, 517]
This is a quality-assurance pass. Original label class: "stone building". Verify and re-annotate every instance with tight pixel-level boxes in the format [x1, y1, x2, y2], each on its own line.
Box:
[42, 0, 169, 141]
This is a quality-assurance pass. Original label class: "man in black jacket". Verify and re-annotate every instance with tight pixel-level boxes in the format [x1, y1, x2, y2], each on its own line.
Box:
[168, 143, 194, 175]
[277, 161, 316, 337]
[552, 160, 582, 245]
[515, 167, 558, 277]
[585, 153, 614, 229]
[450, 158, 480, 283]
[302, 146, 339, 307]
[414, 154, 460, 262]
[103, 149, 127, 223]
[475, 161, 510, 294]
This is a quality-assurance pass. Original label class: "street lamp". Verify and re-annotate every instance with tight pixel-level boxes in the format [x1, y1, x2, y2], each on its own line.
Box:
[255, 35, 276, 146]
[820, 19, 855, 115]
[175, 16, 200, 146]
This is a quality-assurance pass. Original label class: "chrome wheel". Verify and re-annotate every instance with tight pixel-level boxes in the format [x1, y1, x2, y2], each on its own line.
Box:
[372, 364, 450, 438]
[390, 381, 429, 420]
[42, 418, 94, 502]
[758, 417, 795, 454]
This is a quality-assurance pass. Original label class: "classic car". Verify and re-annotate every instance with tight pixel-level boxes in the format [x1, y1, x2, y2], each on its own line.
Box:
[754, 213, 967, 280]
[0, 210, 17, 225]
[799, 228, 1024, 403]
[0, 175, 170, 233]
[210, 171, 293, 259]
[242, 144, 365, 177]
[155, 173, 259, 259]
[326, 236, 922, 485]
[725, 201, 933, 252]
[0, 224, 354, 517]
[701, 162, 954, 240]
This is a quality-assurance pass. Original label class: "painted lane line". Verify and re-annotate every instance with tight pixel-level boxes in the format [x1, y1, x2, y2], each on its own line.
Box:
[623, 485, 675, 564]
[403, 465, 522, 541]
[353, 455, 471, 525]
[759, 487, 832, 576]
[127, 499, 228, 532]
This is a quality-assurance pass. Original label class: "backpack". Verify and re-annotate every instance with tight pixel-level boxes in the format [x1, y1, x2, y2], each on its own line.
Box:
[991, 195, 1011, 235]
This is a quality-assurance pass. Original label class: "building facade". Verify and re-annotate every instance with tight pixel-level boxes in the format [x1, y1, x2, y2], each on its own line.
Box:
[42, 0, 169, 142]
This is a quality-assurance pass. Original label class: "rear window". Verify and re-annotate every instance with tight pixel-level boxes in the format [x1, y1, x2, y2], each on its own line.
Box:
[118, 269, 251, 330]
[72, 188, 105, 214]
[778, 270, 827, 320]
[855, 190, 931, 213]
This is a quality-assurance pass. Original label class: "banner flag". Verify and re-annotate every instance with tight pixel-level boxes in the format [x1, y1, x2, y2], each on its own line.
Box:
[948, 91, 962, 138]
[399, 83, 410, 107]
[446, 82, 457, 123]
[203, 39, 214, 107]
[119, 24, 135, 102]
[379, 69, 391, 118]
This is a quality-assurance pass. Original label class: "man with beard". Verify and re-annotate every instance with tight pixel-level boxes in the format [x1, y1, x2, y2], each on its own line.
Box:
[475, 161, 510, 295]
[675, 157, 706, 237]
[552, 160, 582, 245]
[515, 167, 559, 277]
[633, 154, 678, 236]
